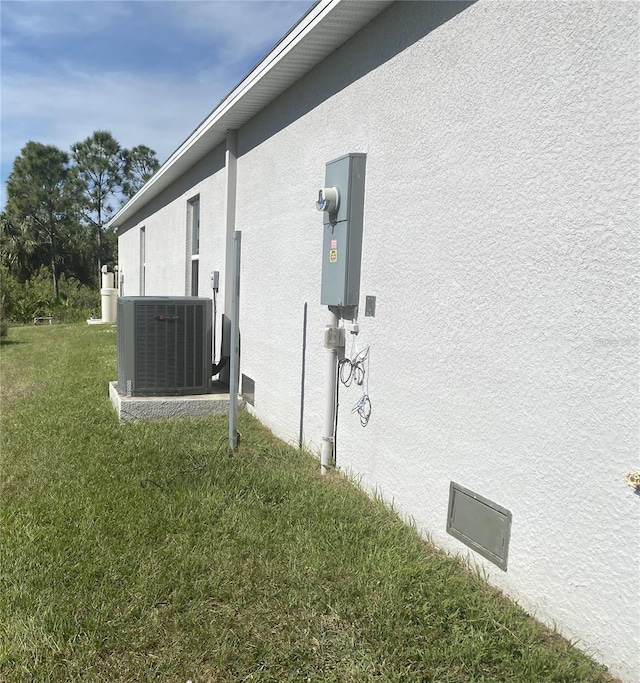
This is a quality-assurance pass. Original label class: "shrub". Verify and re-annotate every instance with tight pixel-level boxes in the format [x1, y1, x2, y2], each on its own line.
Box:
[53, 273, 101, 322]
[0, 266, 100, 324]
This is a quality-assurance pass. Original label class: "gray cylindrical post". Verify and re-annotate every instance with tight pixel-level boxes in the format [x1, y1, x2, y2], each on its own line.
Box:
[228, 231, 242, 450]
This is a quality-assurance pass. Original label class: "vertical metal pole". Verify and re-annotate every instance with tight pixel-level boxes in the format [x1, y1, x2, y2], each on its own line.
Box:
[228, 231, 241, 450]
[298, 302, 308, 449]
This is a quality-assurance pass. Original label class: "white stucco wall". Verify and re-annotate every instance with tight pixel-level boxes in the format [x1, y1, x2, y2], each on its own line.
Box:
[234, 3, 639, 679]
[118, 2, 639, 679]
[118, 145, 228, 346]
[119, 146, 227, 295]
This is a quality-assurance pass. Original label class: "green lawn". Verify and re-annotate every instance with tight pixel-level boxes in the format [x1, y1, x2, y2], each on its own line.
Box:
[0, 323, 617, 682]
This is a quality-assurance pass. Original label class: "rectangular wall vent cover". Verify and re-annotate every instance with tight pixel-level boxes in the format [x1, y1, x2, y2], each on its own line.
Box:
[447, 482, 512, 571]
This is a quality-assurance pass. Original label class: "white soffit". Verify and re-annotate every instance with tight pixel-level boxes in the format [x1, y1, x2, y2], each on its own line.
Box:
[110, 0, 393, 229]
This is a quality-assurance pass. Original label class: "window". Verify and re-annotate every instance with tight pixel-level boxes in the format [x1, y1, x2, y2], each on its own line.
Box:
[191, 198, 200, 257]
[187, 197, 200, 296]
[139, 226, 146, 296]
[191, 259, 199, 297]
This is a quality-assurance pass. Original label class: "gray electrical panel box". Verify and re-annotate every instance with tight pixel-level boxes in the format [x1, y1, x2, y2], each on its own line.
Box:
[446, 482, 512, 571]
[320, 153, 366, 307]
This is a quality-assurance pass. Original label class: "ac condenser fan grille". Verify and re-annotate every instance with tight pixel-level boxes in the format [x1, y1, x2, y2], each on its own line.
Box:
[118, 297, 212, 396]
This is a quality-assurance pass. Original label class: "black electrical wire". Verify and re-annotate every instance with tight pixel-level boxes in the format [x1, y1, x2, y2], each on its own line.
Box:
[333, 342, 372, 468]
[352, 394, 372, 427]
[338, 346, 369, 387]
[337, 345, 372, 430]
[358, 346, 372, 427]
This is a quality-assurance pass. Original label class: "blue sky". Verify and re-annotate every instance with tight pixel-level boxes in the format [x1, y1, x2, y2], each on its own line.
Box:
[0, 0, 316, 208]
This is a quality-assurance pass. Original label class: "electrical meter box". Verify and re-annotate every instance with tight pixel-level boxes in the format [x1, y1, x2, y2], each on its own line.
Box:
[320, 153, 366, 307]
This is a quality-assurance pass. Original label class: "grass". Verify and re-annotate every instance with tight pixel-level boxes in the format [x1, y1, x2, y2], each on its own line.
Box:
[0, 323, 618, 682]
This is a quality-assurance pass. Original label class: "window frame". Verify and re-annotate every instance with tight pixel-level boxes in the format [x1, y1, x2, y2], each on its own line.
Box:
[187, 196, 200, 296]
[139, 226, 146, 296]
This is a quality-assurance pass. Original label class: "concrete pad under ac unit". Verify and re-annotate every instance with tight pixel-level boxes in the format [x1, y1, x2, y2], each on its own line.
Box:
[109, 381, 243, 422]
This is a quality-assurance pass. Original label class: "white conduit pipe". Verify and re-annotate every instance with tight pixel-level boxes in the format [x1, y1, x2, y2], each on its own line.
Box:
[321, 308, 339, 475]
[223, 130, 238, 317]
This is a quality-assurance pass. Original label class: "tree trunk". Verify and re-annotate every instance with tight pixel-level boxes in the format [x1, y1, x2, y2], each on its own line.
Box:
[97, 225, 102, 284]
[49, 238, 58, 299]
[97, 196, 103, 281]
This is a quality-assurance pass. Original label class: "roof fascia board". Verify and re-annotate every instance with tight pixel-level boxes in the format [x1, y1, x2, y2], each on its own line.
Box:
[110, 0, 391, 229]
[165, 0, 336, 166]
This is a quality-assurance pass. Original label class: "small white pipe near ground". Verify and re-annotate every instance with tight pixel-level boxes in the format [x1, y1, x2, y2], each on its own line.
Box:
[321, 308, 339, 475]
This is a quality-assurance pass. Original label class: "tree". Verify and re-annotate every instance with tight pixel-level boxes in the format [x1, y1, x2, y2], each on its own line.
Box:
[1, 212, 39, 281]
[71, 130, 124, 274]
[122, 145, 160, 199]
[4, 142, 78, 299]
[4, 131, 159, 290]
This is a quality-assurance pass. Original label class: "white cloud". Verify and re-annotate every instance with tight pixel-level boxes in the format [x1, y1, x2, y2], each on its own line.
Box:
[1, 1, 130, 41]
[1, 0, 311, 61]
[0, 0, 314, 207]
[2, 64, 236, 165]
[166, 1, 313, 66]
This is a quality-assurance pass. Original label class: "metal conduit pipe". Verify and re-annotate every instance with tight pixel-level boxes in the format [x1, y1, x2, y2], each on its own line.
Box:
[228, 231, 241, 451]
[224, 129, 240, 450]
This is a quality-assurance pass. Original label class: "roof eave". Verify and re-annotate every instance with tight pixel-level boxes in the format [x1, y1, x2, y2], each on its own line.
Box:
[109, 0, 393, 230]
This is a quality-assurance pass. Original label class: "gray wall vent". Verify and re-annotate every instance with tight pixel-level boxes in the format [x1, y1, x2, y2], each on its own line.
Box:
[447, 482, 512, 571]
[118, 296, 212, 397]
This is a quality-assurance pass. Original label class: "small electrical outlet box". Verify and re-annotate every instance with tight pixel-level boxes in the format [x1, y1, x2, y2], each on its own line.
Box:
[365, 296, 376, 317]
[211, 271, 220, 291]
[324, 325, 345, 350]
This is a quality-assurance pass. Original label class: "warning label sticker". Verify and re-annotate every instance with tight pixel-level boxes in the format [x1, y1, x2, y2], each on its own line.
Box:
[329, 249, 338, 263]
[330, 239, 337, 249]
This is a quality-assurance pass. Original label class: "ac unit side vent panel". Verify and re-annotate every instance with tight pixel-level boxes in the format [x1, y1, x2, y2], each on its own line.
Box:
[446, 482, 512, 571]
[118, 297, 212, 397]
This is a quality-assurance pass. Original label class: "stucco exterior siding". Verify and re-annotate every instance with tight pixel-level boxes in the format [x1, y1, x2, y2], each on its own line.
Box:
[116, 2, 639, 679]
[118, 145, 228, 352]
[238, 3, 639, 678]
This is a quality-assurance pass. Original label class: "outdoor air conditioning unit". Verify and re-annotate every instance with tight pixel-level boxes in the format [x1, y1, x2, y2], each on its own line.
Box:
[117, 296, 212, 397]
